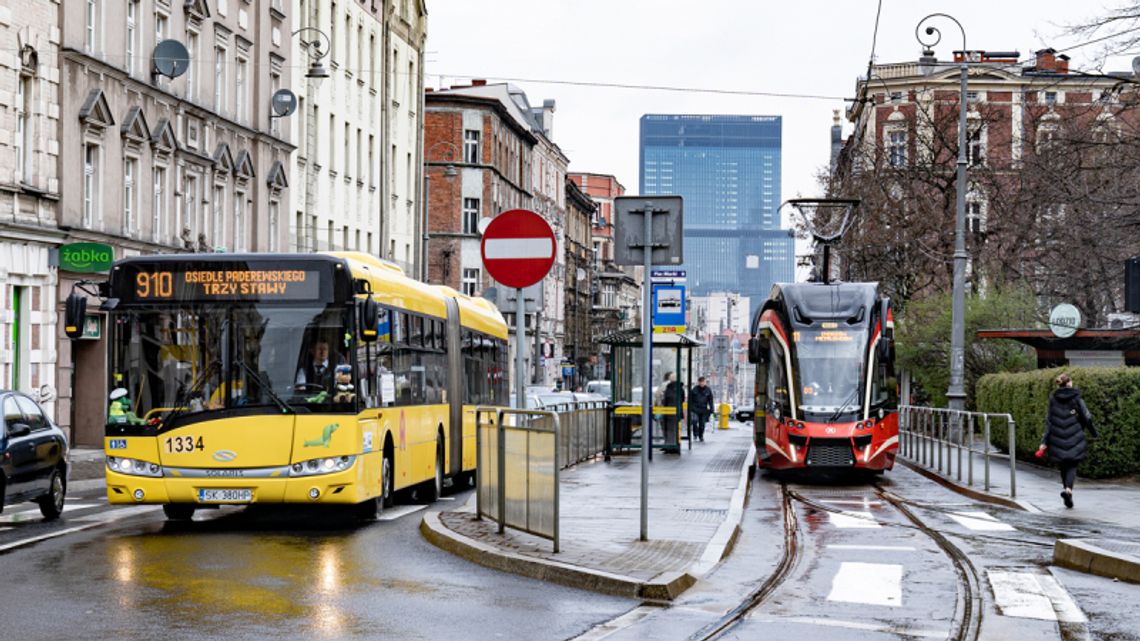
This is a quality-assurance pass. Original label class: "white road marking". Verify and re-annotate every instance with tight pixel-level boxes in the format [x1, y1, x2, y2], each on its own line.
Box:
[821, 499, 882, 507]
[828, 510, 881, 529]
[0, 502, 100, 524]
[746, 617, 944, 639]
[949, 511, 1016, 532]
[988, 570, 1087, 622]
[377, 504, 428, 521]
[827, 544, 917, 552]
[0, 506, 159, 553]
[568, 605, 661, 641]
[827, 562, 902, 606]
[483, 237, 554, 259]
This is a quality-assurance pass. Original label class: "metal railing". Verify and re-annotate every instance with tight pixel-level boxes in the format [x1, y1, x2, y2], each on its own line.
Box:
[542, 400, 609, 468]
[899, 405, 1018, 499]
[475, 407, 561, 552]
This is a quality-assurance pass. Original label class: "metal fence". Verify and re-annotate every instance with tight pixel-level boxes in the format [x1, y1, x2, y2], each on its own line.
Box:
[475, 408, 561, 552]
[899, 405, 1019, 499]
[541, 400, 609, 468]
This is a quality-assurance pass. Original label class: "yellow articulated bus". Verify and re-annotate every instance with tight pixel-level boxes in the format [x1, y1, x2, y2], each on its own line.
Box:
[99, 252, 507, 520]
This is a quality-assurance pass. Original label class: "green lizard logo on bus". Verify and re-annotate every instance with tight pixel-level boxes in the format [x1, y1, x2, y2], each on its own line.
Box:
[304, 423, 340, 448]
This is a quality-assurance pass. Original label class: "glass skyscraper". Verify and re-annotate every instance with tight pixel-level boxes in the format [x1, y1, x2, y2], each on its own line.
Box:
[639, 115, 793, 301]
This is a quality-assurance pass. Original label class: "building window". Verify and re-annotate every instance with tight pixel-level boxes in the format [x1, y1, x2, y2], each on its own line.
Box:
[462, 198, 480, 234]
[1043, 91, 1058, 105]
[124, 157, 137, 236]
[14, 74, 31, 183]
[328, 114, 336, 172]
[966, 90, 979, 104]
[344, 122, 351, 179]
[212, 184, 225, 249]
[889, 91, 902, 103]
[153, 166, 167, 242]
[368, 134, 375, 187]
[966, 127, 985, 166]
[966, 196, 986, 234]
[464, 129, 481, 164]
[186, 32, 197, 100]
[462, 268, 481, 296]
[83, 144, 100, 228]
[85, 0, 99, 52]
[155, 10, 167, 40]
[234, 191, 247, 252]
[886, 129, 907, 167]
[183, 172, 199, 245]
[269, 201, 280, 252]
[126, 0, 139, 73]
[214, 45, 228, 113]
[235, 56, 248, 123]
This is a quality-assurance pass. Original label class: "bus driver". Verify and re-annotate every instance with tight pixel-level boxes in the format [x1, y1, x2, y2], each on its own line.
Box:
[295, 339, 338, 391]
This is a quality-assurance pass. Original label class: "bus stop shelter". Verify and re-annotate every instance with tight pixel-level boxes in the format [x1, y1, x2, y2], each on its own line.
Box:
[597, 329, 703, 457]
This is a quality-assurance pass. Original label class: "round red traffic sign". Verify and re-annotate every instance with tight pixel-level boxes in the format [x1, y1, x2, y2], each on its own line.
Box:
[480, 209, 556, 289]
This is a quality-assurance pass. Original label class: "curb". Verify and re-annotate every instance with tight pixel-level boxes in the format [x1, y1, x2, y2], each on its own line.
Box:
[420, 441, 756, 601]
[1054, 538, 1140, 584]
[898, 457, 1040, 512]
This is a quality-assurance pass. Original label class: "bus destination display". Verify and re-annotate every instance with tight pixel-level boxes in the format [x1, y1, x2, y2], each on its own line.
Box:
[128, 268, 322, 302]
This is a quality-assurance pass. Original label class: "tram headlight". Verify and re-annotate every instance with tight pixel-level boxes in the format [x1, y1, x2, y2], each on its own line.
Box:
[106, 456, 164, 478]
[289, 455, 356, 477]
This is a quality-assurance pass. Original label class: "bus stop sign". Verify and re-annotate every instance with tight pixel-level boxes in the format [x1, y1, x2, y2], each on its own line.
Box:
[481, 209, 556, 289]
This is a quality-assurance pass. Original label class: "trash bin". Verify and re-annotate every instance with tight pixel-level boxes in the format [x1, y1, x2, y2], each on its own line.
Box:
[611, 404, 636, 447]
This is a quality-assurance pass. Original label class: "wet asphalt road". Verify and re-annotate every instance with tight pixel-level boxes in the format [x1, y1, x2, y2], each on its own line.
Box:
[3, 465, 1138, 641]
[0, 490, 635, 641]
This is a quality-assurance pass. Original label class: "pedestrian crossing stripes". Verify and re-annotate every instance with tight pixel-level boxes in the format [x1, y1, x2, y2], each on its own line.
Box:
[987, 569, 1086, 622]
[377, 504, 428, 521]
[0, 502, 99, 524]
[948, 511, 1016, 532]
[827, 561, 903, 606]
[828, 510, 881, 529]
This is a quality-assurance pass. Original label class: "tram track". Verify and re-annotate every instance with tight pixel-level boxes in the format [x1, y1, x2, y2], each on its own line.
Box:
[691, 480, 984, 641]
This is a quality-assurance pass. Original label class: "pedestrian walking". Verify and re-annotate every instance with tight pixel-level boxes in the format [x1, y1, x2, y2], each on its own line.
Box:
[1036, 372, 1099, 508]
[689, 376, 715, 442]
[656, 372, 684, 450]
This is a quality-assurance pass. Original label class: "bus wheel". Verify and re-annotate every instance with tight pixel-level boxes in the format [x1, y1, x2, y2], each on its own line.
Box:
[381, 449, 395, 509]
[422, 438, 444, 503]
[163, 504, 196, 521]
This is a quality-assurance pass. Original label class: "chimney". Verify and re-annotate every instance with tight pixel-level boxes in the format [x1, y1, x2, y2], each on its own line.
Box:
[1035, 48, 1057, 71]
[1057, 54, 1070, 74]
[472, 79, 487, 86]
[531, 99, 556, 138]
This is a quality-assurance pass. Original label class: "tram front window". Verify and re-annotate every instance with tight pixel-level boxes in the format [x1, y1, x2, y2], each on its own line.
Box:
[794, 327, 867, 417]
[110, 304, 353, 427]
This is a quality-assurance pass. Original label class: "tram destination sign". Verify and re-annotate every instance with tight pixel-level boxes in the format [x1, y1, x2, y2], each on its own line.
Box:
[116, 264, 323, 303]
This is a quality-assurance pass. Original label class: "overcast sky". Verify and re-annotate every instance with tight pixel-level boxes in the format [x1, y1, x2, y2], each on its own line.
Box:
[426, 0, 1127, 229]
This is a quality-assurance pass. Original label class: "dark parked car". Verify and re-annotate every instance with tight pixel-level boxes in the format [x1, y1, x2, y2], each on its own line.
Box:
[1, 391, 69, 520]
[733, 404, 755, 423]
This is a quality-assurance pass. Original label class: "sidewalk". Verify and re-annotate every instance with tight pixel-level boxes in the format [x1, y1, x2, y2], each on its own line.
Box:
[900, 450, 1140, 584]
[421, 424, 755, 601]
[67, 447, 107, 491]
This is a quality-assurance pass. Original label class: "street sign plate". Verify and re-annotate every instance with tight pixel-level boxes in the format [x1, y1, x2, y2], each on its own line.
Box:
[613, 196, 683, 266]
[480, 209, 556, 289]
[653, 284, 686, 334]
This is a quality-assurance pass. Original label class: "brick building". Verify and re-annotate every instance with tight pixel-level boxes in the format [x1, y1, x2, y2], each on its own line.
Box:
[835, 48, 1137, 316]
[563, 178, 595, 389]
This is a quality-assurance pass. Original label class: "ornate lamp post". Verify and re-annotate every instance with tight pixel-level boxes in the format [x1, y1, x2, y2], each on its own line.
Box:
[917, 13, 969, 411]
[421, 141, 459, 282]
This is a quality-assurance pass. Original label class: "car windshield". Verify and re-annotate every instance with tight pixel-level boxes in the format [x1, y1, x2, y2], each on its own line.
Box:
[109, 304, 355, 427]
[793, 326, 867, 416]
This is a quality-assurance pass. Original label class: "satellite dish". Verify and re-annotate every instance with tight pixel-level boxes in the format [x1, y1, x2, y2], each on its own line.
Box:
[1132, 56, 1140, 77]
[152, 39, 190, 79]
[576, 268, 586, 281]
[476, 217, 493, 235]
[271, 89, 298, 117]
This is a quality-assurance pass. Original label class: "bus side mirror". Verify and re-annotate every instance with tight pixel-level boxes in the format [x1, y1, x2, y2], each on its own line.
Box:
[748, 336, 768, 364]
[359, 298, 380, 342]
[64, 293, 87, 339]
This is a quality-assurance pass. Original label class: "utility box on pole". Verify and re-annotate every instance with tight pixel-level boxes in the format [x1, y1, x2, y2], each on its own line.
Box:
[1127, 256, 1140, 313]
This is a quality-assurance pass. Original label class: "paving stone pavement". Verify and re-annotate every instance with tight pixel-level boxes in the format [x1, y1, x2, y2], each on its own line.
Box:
[434, 424, 754, 584]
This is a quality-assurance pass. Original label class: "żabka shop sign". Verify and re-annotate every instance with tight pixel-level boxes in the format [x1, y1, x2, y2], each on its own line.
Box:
[60, 242, 114, 273]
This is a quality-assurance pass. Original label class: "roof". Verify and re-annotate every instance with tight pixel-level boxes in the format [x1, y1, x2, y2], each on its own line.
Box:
[976, 328, 1140, 351]
[597, 328, 704, 347]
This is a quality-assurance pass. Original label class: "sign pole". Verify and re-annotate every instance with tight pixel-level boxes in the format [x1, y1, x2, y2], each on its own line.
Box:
[640, 202, 653, 542]
[515, 286, 526, 408]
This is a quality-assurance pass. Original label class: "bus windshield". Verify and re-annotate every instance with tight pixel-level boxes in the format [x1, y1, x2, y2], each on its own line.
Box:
[110, 303, 356, 427]
[793, 327, 867, 416]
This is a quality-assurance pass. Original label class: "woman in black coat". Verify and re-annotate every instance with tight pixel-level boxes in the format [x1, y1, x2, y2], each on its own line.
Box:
[1035, 373, 1099, 508]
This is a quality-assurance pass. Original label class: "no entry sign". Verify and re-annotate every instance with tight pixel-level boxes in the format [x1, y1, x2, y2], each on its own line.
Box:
[480, 209, 556, 289]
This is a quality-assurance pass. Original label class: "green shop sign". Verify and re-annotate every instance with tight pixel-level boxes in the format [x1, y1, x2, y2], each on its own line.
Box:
[59, 242, 114, 273]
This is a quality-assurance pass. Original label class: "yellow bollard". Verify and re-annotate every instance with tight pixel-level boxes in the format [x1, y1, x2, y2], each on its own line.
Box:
[719, 403, 730, 429]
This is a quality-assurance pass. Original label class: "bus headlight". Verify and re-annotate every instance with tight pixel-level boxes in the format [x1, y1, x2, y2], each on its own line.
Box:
[106, 456, 164, 478]
[290, 456, 355, 477]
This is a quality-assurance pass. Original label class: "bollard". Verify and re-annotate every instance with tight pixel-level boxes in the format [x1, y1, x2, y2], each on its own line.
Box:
[983, 415, 991, 493]
[967, 413, 975, 487]
[1008, 417, 1017, 499]
[719, 403, 730, 429]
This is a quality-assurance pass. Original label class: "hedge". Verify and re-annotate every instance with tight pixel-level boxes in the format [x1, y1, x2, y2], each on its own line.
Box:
[975, 367, 1140, 479]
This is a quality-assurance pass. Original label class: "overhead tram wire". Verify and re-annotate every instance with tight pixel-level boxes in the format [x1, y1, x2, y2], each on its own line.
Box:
[433, 74, 846, 101]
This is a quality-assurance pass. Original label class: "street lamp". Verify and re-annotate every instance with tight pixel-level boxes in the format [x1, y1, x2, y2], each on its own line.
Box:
[916, 13, 969, 411]
[421, 141, 460, 282]
[293, 27, 331, 80]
